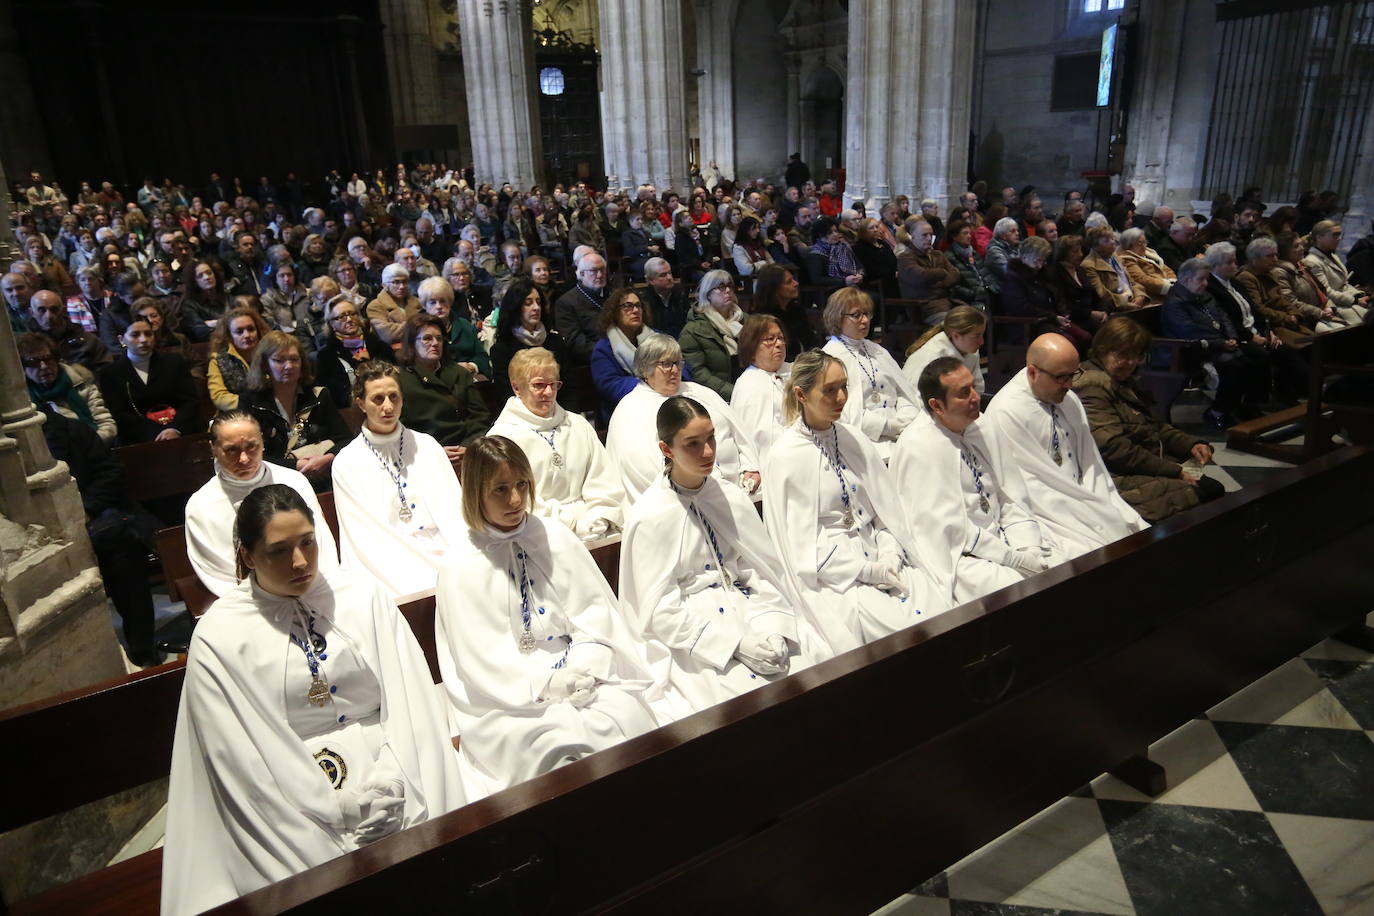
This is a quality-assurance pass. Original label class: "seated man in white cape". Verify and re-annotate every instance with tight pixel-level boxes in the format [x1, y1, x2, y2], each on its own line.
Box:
[332, 360, 467, 600]
[186, 410, 338, 597]
[488, 347, 625, 540]
[981, 333, 1148, 558]
[619, 396, 833, 716]
[763, 350, 946, 653]
[162, 485, 464, 916]
[606, 332, 760, 503]
[434, 436, 661, 791]
[820, 287, 919, 462]
[893, 356, 1055, 606]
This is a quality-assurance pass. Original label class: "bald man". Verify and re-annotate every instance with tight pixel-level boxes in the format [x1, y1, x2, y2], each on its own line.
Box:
[982, 334, 1147, 557]
[27, 289, 111, 371]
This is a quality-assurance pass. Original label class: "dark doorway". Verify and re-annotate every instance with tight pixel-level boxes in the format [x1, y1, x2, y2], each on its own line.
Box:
[534, 30, 604, 189]
[801, 66, 844, 180]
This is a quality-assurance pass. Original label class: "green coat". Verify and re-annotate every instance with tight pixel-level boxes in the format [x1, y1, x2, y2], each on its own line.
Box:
[678, 310, 740, 401]
[446, 316, 491, 377]
[398, 361, 492, 447]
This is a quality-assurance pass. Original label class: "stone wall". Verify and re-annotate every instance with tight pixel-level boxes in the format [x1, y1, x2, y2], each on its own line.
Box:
[732, 0, 790, 183]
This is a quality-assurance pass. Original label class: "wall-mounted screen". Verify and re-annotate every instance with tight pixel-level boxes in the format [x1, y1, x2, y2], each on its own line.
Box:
[1097, 23, 1118, 107]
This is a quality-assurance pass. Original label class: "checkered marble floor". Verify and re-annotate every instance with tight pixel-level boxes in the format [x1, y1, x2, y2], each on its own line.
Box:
[875, 616, 1374, 916]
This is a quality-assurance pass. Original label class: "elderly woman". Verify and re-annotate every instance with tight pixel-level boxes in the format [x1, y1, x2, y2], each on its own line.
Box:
[332, 360, 467, 600]
[680, 269, 745, 400]
[207, 305, 269, 411]
[261, 262, 319, 348]
[618, 396, 832, 716]
[19, 332, 117, 442]
[185, 411, 338, 598]
[820, 287, 919, 462]
[315, 295, 395, 409]
[1272, 232, 1343, 333]
[763, 350, 943, 653]
[1303, 220, 1370, 322]
[330, 256, 374, 308]
[131, 296, 194, 362]
[853, 217, 900, 298]
[163, 485, 463, 916]
[730, 314, 792, 467]
[490, 279, 563, 388]
[67, 265, 113, 333]
[902, 305, 987, 395]
[1046, 235, 1109, 334]
[395, 312, 491, 456]
[1081, 226, 1147, 313]
[434, 436, 660, 791]
[1073, 317, 1224, 522]
[1000, 237, 1092, 352]
[606, 332, 761, 502]
[297, 233, 333, 283]
[96, 317, 199, 444]
[489, 348, 625, 541]
[591, 286, 692, 412]
[418, 274, 490, 379]
[365, 263, 421, 344]
[241, 331, 352, 486]
[1118, 226, 1176, 306]
[180, 259, 231, 343]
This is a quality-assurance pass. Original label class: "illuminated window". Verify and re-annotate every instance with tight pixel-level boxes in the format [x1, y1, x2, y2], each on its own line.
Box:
[1083, 0, 1124, 10]
[539, 67, 565, 96]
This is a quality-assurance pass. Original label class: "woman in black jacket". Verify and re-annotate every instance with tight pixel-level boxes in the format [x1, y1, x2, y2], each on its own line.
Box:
[314, 294, 396, 410]
[489, 279, 565, 389]
[999, 236, 1092, 354]
[97, 316, 201, 444]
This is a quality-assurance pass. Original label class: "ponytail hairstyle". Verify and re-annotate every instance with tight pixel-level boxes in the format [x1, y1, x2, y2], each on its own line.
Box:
[233, 483, 314, 581]
[783, 349, 843, 424]
[656, 395, 712, 471]
[908, 305, 988, 356]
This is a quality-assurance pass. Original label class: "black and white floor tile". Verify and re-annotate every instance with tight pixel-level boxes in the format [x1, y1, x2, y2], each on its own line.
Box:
[875, 618, 1374, 916]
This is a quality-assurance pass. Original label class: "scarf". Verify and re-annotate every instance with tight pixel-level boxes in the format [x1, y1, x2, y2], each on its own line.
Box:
[213, 457, 269, 493]
[503, 393, 567, 433]
[338, 333, 371, 362]
[29, 367, 95, 428]
[701, 304, 745, 357]
[512, 323, 547, 347]
[607, 326, 639, 373]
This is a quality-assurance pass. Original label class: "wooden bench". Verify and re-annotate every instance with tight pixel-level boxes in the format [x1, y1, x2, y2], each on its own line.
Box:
[113, 433, 215, 506]
[9, 446, 1374, 914]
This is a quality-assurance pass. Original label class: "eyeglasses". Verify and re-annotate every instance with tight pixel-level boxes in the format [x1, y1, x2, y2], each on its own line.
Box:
[331, 310, 360, 321]
[619, 302, 643, 312]
[579, 267, 607, 276]
[528, 380, 563, 392]
[843, 311, 870, 322]
[1032, 364, 1084, 384]
[655, 360, 683, 372]
[21, 355, 58, 368]
[416, 334, 445, 344]
[760, 335, 785, 346]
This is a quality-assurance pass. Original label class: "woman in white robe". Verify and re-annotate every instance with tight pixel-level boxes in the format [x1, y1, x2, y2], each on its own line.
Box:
[606, 332, 760, 502]
[619, 396, 833, 715]
[488, 347, 625, 540]
[729, 313, 791, 469]
[763, 351, 946, 652]
[820, 287, 920, 462]
[186, 410, 337, 597]
[163, 484, 464, 916]
[435, 436, 661, 790]
[901, 305, 987, 395]
[332, 360, 466, 601]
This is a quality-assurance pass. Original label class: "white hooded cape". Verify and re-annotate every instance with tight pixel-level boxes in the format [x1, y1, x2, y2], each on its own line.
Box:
[488, 396, 626, 538]
[434, 514, 660, 790]
[185, 462, 338, 597]
[901, 331, 985, 394]
[982, 368, 1148, 557]
[161, 570, 464, 916]
[332, 423, 467, 600]
[892, 409, 1048, 605]
[605, 380, 760, 502]
[729, 363, 790, 470]
[822, 335, 920, 462]
[618, 472, 834, 714]
[762, 420, 946, 652]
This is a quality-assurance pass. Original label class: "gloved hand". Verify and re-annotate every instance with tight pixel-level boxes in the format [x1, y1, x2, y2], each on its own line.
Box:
[1009, 546, 1048, 576]
[735, 633, 790, 676]
[545, 667, 598, 707]
[354, 777, 406, 844]
[576, 515, 611, 541]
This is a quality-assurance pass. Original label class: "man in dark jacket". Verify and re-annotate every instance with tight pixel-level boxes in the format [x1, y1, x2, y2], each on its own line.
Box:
[1347, 220, 1374, 289]
[27, 290, 111, 371]
[784, 154, 810, 190]
[224, 231, 267, 297]
[553, 251, 610, 364]
[643, 258, 691, 338]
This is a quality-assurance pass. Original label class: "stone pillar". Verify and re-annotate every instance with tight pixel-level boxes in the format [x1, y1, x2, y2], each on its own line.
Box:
[843, 0, 974, 212]
[0, 149, 14, 266]
[1339, 107, 1374, 257]
[785, 56, 802, 161]
[0, 0, 53, 201]
[458, 0, 544, 189]
[694, 0, 735, 185]
[380, 0, 445, 128]
[599, 0, 691, 193]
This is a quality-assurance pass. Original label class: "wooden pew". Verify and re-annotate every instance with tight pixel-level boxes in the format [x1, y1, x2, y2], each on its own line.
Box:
[113, 433, 215, 505]
[8, 447, 1374, 914]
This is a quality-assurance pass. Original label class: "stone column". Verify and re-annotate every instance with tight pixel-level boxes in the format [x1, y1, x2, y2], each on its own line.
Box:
[458, 0, 544, 189]
[599, 0, 692, 193]
[380, 0, 444, 127]
[0, 149, 14, 266]
[694, 0, 735, 184]
[843, 0, 975, 212]
[786, 56, 802, 161]
[1339, 106, 1374, 257]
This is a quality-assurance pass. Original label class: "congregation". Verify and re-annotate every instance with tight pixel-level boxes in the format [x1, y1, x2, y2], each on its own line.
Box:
[8, 162, 1374, 913]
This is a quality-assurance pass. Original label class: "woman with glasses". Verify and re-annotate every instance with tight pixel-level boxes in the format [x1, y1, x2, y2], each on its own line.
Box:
[1072, 317, 1224, 522]
[591, 286, 693, 411]
[316, 295, 395, 410]
[419, 275, 490, 380]
[820, 287, 919, 462]
[396, 313, 492, 458]
[729, 314, 792, 467]
[606, 332, 761, 503]
[680, 269, 745, 400]
[329, 256, 374, 308]
[489, 348, 625, 541]
[18, 332, 118, 442]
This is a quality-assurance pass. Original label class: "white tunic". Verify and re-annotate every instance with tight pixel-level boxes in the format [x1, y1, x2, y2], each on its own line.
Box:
[162, 570, 464, 916]
[822, 335, 920, 462]
[619, 473, 832, 715]
[893, 410, 1052, 605]
[762, 420, 946, 652]
[185, 462, 339, 597]
[901, 331, 985, 394]
[606, 380, 761, 503]
[435, 515, 661, 790]
[333, 424, 467, 601]
[488, 397, 626, 538]
[729, 363, 791, 470]
[982, 368, 1148, 558]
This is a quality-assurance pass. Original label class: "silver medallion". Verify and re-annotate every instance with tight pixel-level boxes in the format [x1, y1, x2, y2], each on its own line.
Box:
[1052, 449, 1063, 466]
[868, 389, 880, 405]
[399, 504, 414, 523]
[842, 508, 854, 528]
[551, 451, 564, 468]
[518, 629, 537, 653]
[307, 676, 331, 707]
[979, 495, 990, 513]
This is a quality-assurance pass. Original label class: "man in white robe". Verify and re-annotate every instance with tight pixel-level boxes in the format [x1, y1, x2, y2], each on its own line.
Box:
[893, 357, 1052, 606]
[982, 334, 1148, 558]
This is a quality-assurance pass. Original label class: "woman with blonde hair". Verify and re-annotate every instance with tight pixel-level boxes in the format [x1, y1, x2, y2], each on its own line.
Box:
[820, 287, 919, 461]
[241, 331, 352, 485]
[207, 305, 270, 410]
[901, 305, 987, 394]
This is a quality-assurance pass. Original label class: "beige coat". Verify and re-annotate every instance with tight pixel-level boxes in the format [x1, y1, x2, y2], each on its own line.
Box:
[1081, 251, 1140, 311]
[1119, 248, 1175, 306]
[1303, 248, 1362, 308]
[366, 290, 421, 344]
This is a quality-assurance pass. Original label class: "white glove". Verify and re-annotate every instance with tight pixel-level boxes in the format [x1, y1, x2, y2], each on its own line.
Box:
[545, 667, 598, 707]
[576, 515, 611, 541]
[1009, 546, 1049, 577]
[354, 777, 406, 844]
[735, 633, 790, 677]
